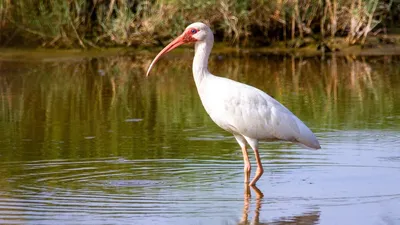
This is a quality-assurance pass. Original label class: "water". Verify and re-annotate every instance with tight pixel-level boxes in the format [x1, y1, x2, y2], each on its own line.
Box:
[0, 51, 400, 225]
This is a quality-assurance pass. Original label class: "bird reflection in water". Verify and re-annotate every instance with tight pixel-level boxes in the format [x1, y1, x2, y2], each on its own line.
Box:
[241, 185, 264, 224]
[239, 186, 320, 225]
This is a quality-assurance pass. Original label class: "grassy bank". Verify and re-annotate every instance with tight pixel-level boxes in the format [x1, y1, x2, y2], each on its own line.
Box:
[0, 0, 399, 49]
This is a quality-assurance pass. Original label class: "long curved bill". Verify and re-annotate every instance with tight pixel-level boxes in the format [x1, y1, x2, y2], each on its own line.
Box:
[146, 35, 185, 76]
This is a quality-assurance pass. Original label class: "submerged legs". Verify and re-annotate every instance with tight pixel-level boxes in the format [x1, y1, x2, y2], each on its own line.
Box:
[235, 135, 264, 186]
[242, 136, 264, 186]
[249, 148, 264, 186]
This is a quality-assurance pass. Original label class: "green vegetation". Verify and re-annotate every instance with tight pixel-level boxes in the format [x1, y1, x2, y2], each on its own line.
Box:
[0, 0, 399, 49]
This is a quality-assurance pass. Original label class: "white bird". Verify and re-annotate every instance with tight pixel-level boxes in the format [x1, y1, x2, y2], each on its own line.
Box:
[146, 22, 321, 186]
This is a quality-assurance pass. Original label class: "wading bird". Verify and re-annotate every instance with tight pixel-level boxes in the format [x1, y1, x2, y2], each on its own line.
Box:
[146, 22, 320, 186]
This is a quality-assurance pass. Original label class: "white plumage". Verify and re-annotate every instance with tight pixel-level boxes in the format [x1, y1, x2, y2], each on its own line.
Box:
[147, 22, 320, 186]
[198, 75, 320, 148]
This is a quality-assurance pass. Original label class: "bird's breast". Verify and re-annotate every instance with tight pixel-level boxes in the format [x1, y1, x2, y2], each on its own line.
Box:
[199, 82, 289, 141]
[198, 87, 271, 139]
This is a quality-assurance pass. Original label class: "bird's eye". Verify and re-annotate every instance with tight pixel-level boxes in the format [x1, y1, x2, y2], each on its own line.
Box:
[191, 29, 197, 34]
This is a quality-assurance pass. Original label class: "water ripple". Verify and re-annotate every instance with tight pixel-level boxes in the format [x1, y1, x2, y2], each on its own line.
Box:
[1, 130, 400, 224]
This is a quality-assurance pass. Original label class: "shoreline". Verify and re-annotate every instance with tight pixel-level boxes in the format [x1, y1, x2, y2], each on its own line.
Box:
[1, 39, 400, 62]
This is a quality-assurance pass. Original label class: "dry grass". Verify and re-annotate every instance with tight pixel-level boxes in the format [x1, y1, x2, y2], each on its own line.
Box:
[0, 0, 397, 48]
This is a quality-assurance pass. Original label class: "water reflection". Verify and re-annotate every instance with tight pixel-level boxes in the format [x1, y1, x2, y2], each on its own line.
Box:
[239, 185, 321, 225]
[1, 54, 399, 161]
[241, 185, 263, 224]
[0, 53, 400, 224]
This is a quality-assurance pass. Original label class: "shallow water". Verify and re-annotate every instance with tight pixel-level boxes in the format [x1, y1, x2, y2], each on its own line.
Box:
[0, 52, 399, 225]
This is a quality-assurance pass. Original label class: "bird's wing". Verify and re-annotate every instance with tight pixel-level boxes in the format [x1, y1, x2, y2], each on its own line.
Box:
[231, 84, 302, 139]
[258, 90, 320, 149]
[209, 77, 319, 149]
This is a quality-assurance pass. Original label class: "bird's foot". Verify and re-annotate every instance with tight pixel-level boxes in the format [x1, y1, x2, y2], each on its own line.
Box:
[249, 168, 264, 186]
[250, 185, 264, 198]
[244, 184, 251, 197]
[249, 181, 257, 187]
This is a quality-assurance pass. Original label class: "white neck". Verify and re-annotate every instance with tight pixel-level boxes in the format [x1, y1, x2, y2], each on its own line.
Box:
[192, 35, 214, 87]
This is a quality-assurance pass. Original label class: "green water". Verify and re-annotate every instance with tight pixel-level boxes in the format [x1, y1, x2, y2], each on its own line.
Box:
[0, 52, 399, 224]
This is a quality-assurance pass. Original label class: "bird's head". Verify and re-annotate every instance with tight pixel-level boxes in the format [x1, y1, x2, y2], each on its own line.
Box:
[183, 22, 211, 42]
[146, 22, 212, 76]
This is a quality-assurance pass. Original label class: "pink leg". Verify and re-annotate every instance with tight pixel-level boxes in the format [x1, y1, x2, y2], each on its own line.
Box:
[249, 148, 264, 186]
[241, 146, 251, 184]
[234, 134, 251, 184]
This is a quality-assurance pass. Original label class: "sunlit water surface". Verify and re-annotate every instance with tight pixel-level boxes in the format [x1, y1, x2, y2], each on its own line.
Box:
[0, 52, 400, 225]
